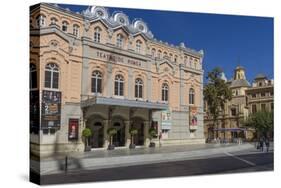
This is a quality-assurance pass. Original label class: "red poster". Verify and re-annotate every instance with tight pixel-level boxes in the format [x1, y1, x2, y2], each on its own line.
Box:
[68, 119, 79, 140]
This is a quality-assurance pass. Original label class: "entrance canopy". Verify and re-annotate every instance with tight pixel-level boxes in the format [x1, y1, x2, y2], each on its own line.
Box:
[81, 96, 168, 110]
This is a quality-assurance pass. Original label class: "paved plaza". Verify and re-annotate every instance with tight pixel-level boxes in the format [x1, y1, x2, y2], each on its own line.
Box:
[31, 142, 273, 176]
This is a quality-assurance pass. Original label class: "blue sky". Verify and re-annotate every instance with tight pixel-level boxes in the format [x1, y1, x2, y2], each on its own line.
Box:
[59, 4, 274, 83]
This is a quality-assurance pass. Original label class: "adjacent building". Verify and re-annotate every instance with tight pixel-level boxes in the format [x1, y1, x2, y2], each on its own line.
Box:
[204, 66, 273, 141]
[30, 3, 205, 156]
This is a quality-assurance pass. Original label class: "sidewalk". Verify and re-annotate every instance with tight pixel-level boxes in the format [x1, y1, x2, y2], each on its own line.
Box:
[31, 143, 264, 175]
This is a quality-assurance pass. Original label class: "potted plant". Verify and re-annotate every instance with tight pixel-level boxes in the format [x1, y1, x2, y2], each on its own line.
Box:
[107, 127, 117, 150]
[148, 127, 157, 147]
[129, 127, 138, 149]
[82, 128, 92, 152]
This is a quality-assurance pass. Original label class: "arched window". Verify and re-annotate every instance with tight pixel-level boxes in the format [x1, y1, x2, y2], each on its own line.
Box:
[73, 24, 79, 37]
[114, 74, 124, 96]
[135, 78, 143, 98]
[30, 64, 37, 89]
[157, 50, 162, 59]
[189, 88, 195, 105]
[174, 55, 178, 62]
[151, 48, 156, 58]
[136, 40, 142, 53]
[36, 15, 46, 28]
[91, 71, 102, 94]
[45, 63, 59, 89]
[94, 27, 101, 43]
[163, 51, 168, 57]
[169, 53, 173, 60]
[62, 21, 68, 32]
[50, 17, 58, 26]
[116, 34, 124, 48]
[184, 56, 188, 65]
[162, 83, 169, 102]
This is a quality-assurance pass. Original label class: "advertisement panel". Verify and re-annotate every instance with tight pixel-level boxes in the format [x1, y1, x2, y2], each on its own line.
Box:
[68, 119, 79, 141]
[161, 110, 172, 130]
[189, 106, 198, 130]
[41, 90, 61, 128]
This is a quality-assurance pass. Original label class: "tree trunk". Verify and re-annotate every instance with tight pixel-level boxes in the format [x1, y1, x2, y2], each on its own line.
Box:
[131, 135, 134, 145]
[110, 136, 113, 145]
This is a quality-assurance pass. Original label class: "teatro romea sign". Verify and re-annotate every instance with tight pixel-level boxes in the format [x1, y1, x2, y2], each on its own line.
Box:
[96, 51, 142, 67]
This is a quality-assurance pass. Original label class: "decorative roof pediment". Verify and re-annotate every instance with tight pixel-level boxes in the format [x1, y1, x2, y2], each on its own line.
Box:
[81, 5, 154, 40]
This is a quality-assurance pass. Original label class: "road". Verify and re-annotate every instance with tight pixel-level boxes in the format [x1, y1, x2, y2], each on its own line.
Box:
[35, 151, 273, 185]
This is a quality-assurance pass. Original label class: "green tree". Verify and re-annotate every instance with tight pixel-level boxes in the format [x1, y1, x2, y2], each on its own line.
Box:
[129, 127, 138, 145]
[107, 127, 117, 146]
[82, 128, 92, 147]
[244, 111, 273, 138]
[204, 67, 232, 138]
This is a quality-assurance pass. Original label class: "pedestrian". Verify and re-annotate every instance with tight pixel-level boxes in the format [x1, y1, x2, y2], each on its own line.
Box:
[159, 132, 162, 147]
[265, 138, 270, 152]
[259, 137, 264, 152]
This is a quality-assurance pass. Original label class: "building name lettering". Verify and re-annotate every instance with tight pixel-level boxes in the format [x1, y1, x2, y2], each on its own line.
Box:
[96, 51, 142, 67]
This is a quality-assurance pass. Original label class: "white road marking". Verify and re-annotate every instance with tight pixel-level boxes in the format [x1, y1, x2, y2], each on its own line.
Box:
[224, 152, 256, 166]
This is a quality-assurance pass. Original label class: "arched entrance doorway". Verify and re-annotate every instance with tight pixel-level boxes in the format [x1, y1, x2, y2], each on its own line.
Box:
[131, 117, 145, 146]
[112, 117, 125, 147]
[87, 115, 104, 148]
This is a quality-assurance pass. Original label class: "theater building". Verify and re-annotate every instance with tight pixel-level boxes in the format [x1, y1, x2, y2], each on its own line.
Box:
[30, 3, 205, 156]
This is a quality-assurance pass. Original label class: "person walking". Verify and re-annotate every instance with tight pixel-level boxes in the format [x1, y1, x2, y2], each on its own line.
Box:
[159, 132, 162, 147]
[265, 138, 270, 152]
[259, 137, 264, 152]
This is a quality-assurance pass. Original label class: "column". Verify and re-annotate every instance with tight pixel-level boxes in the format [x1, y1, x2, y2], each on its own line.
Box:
[147, 72, 152, 101]
[128, 68, 133, 99]
[103, 120, 109, 148]
[106, 64, 113, 97]
[124, 120, 131, 147]
[179, 65, 185, 108]
[144, 121, 150, 147]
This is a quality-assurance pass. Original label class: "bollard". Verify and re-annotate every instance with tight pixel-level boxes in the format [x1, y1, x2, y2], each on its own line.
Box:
[65, 156, 68, 174]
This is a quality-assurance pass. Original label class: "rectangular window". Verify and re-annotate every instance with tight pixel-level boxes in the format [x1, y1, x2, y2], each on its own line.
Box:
[139, 86, 142, 98]
[261, 103, 266, 111]
[44, 71, 51, 88]
[261, 92, 266, 97]
[135, 85, 138, 98]
[91, 78, 96, 93]
[252, 93, 256, 98]
[119, 82, 124, 96]
[231, 108, 236, 116]
[252, 104, 257, 113]
[62, 25, 67, 32]
[31, 71, 37, 89]
[97, 79, 102, 93]
[114, 82, 118, 95]
[52, 72, 59, 89]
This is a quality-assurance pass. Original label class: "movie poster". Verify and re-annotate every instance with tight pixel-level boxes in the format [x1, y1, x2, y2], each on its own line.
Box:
[41, 90, 61, 128]
[68, 119, 79, 141]
[189, 106, 198, 130]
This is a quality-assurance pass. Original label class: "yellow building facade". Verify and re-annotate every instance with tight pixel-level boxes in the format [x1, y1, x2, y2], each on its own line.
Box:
[30, 3, 205, 156]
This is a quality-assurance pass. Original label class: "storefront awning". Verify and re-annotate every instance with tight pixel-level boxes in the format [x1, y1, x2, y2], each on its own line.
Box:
[81, 96, 169, 110]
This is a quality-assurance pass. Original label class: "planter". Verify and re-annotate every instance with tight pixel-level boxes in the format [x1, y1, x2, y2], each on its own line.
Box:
[129, 144, 136, 149]
[149, 142, 156, 148]
[84, 146, 91, 152]
[107, 144, 115, 150]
